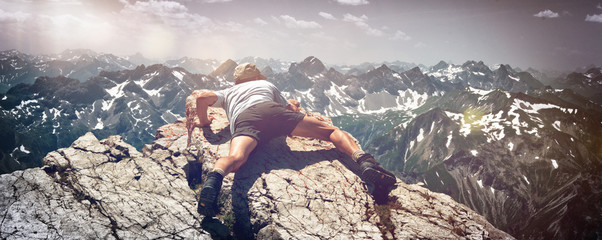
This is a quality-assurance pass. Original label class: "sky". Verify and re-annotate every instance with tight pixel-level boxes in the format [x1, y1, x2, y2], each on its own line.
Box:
[0, 0, 601, 71]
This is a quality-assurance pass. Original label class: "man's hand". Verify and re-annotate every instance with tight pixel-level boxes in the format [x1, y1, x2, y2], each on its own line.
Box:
[186, 90, 217, 148]
[286, 99, 301, 112]
[195, 91, 218, 126]
[195, 115, 214, 127]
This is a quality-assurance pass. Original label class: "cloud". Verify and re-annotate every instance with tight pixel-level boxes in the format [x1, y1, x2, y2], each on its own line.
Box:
[254, 17, 268, 26]
[112, 0, 244, 59]
[319, 12, 336, 20]
[343, 13, 368, 22]
[335, 0, 369, 6]
[414, 42, 427, 49]
[125, 0, 188, 14]
[585, 14, 602, 23]
[279, 15, 321, 29]
[0, 6, 121, 56]
[0, 9, 30, 23]
[309, 31, 337, 42]
[25, 0, 85, 6]
[598, 3, 602, 10]
[390, 30, 411, 41]
[201, 0, 232, 2]
[0, 0, 252, 59]
[119, 0, 214, 33]
[343, 13, 382, 37]
[534, 9, 559, 18]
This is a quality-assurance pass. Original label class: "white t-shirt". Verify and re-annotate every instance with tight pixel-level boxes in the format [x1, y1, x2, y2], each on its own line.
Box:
[212, 80, 290, 133]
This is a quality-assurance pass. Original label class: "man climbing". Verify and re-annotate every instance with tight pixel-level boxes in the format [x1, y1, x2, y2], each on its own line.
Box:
[190, 63, 396, 217]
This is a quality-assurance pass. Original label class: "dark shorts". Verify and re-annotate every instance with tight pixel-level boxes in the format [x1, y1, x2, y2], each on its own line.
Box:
[232, 101, 305, 144]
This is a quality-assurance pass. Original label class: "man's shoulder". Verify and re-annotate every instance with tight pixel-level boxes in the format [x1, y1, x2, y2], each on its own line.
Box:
[258, 80, 278, 89]
[239, 80, 274, 88]
[250, 79, 271, 85]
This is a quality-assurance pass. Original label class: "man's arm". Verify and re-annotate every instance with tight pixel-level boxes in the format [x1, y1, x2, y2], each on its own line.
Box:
[196, 92, 218, 126]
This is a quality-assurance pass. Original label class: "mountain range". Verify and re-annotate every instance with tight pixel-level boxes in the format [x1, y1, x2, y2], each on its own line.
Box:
[2, 52, 559, 174]
[361, 87, 602, 239]
[548, 67, 602, 105]
[0, 49, 135, 93]
[0, 49, 601, 239]
[0, 49, 297, 94]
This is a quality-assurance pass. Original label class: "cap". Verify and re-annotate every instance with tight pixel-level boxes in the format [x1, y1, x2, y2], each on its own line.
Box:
[233, 63, 266, 84]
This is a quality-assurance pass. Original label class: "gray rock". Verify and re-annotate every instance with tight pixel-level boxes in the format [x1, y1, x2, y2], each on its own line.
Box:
[184, 108, 514, 239]
[2, 132, 211, 239]
[1, 107, 514, 240]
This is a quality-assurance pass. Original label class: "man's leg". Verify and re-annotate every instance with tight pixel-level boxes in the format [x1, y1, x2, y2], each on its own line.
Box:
[290, 116, 359, 156]
[290, 116, 396, 193]
[214, 136, 258, 175]
[198, 136, 258, 217]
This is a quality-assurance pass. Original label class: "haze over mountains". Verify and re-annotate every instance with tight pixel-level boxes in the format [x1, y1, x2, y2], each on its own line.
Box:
[1, 49, 601, 239]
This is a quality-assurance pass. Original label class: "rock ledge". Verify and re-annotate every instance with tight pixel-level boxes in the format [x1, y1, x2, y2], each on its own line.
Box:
[0, 108, 514, 239]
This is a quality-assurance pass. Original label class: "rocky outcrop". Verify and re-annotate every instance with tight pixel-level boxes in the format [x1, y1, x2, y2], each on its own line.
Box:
[0, 107, 513, 239]
[1, 132, 208, 239]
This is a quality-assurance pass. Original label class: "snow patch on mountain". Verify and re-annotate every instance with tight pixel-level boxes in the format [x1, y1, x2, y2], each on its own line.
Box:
[429, 64, 464, 81]
[93, 118, 104, 130]
[512, 99, 575, 115]
[101, 99, 115, 111]
[469, 87, 493, 96]
[523, 175, 530, 185]
[446, 133, 453, 148]
[50, 108, 62, 119]
[135, 72, 159, 87]
[552, 121, 562, 131]
[145, 87, 162, 97]
[551, 159, 559, 169]
[417, 128, 425, 142]
[19, 145, 30, 154]
[106, 81, 128, 98]
[444, 89, 580, 142]
[471, 150, 479, 156]
[397, 89, 430, 110]
[173, 70, 184, 81]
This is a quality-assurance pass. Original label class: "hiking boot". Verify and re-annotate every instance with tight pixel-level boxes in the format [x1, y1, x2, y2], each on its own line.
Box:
[357, 154, 396, 192]
[197, 171, 223, 217]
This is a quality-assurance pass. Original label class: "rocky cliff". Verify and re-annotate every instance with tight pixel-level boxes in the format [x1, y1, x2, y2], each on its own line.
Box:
[0, 107, 513, 239]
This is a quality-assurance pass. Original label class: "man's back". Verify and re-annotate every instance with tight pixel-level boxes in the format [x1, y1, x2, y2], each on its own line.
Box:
[213, 80, 289, 134]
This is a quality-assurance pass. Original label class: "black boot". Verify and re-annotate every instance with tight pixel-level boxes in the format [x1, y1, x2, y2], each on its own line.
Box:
[197, 171, 223, 217]
[356, 154, 396, 193]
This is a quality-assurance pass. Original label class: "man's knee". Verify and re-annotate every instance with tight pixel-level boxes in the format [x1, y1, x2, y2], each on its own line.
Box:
[228, 152, 247, 163]
[314, 125, 340, 140]
[227, 153, 248, 171]
[292, 117, 341, 140]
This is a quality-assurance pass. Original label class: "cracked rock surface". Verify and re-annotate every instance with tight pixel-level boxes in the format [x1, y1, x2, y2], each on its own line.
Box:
[1, 132, 209, 239]
[1, 107, 514, 239]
